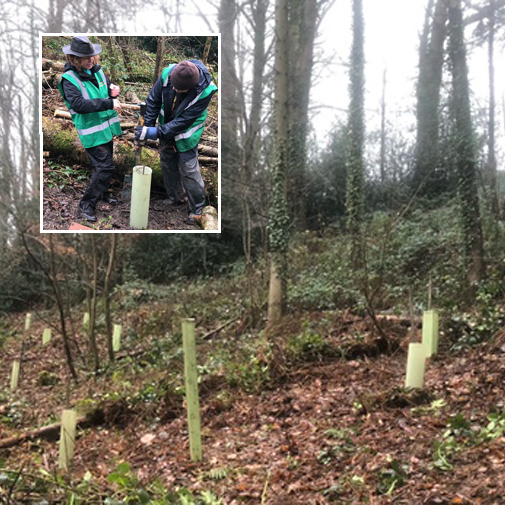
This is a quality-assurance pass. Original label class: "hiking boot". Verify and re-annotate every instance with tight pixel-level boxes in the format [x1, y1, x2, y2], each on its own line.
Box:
[102, 192, 117, 204]
[186, 212, 199, 225]
[79, 203, 97, 222]
[163, 197, 187, 206]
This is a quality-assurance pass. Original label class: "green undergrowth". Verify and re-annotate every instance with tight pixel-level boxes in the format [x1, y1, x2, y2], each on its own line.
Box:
[432, 411, 505, 472]
[44, 161, 90, 190]
[289, 204, 505, 346]
[0, 462, 223, 504]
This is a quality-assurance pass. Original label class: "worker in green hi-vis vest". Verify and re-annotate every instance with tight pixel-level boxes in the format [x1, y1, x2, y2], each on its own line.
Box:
[135, 60, 218, 225]
[57, 36, 122, 222]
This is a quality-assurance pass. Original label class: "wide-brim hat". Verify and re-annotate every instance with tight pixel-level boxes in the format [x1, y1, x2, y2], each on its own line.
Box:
[62, 36, 102, 57]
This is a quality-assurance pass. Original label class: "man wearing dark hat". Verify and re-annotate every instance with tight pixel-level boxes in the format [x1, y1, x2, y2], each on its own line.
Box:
[135, 59, 218, 225]
[58, 36, 122, 222]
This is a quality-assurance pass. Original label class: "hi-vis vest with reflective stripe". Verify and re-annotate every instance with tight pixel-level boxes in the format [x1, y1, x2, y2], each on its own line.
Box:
[57, 69, 122, 149]
[158, 65, 217, 152]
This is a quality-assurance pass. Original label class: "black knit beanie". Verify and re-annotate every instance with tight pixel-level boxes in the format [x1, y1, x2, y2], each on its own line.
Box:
[170, 61, 200, 90]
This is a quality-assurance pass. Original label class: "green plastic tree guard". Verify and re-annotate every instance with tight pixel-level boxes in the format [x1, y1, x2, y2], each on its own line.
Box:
[83, 312, 90, 330]
[182, 318, 202, 461]
[130, 165, 153, 229]
[422, 310, 439, 357]
[405, 343, 427, 388]
[25, 313, 31, 331]
[10, 360, 20, 391]
[59, 409, 77, 470]
[43, 328, 52, 345]
[113, 324, 122, 352]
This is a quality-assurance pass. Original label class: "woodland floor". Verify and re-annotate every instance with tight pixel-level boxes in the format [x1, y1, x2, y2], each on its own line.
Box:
[1, 308, 504, 504]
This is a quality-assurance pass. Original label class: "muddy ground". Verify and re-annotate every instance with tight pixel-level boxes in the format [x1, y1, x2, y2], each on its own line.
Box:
[42, 164, 199, 232]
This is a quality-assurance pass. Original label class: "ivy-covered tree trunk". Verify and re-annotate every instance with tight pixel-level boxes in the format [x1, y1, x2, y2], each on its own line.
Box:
[413, 0, 448, 197]
[287, 0, 317, 229]
[346, 0, 365, 245]
[268, 0, 290, 326]
[485, 0, 499, 216]
[447, 0, 485, 285]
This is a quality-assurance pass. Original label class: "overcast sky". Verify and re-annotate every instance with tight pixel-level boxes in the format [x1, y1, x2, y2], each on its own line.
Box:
[312, 0, 505, 156]
[36, 0, 504, 167]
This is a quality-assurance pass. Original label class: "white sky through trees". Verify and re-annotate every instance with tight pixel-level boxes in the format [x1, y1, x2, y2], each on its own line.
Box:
[313, 0, 505, 161]
[32, 0, 505, 169]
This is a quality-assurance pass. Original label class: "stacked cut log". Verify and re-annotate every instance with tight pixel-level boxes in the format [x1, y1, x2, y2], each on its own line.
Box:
[42, 58, 66, 72]
[53, 108, 139, 129]
[42, 59, 65, 89]
[42, 117, 218, 190]
[44, 117, 217, 164]
[194, 206, 219, 231]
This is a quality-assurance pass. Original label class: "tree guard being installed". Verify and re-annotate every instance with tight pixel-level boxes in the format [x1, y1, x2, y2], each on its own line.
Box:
[130, 165, 153, 229]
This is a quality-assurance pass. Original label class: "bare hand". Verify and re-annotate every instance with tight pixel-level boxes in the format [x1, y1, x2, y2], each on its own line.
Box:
[113, 99, 122, 111]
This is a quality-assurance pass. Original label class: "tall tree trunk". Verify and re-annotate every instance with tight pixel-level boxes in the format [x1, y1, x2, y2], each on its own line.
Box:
[220, 0, 241, 236]
[268, 0, 290, 326]
[103, 235, 117, 363]
[48, 235, 79, 382]
[220, 0, 239, 150]
[242, 0, 268, 263]
[287, 0, 318, 228]
[90, 236, 99, 372]
[485, 0, 499, 216]
[46, 0, 65, 32]
[413, 0, 448, 197]
[447, 0, 485, 286]
[346, 0, 365, 249]
[152, 36, 165, 87]
[379, 67, 387, 183]
[82, 237, 100, 373]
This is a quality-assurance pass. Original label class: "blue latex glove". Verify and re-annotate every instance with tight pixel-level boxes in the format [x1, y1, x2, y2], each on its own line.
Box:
[135, 126, 157, 141]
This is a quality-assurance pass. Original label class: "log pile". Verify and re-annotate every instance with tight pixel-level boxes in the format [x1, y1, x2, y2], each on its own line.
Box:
[43, 117, 217, 184]
[194, 206, 219, 230]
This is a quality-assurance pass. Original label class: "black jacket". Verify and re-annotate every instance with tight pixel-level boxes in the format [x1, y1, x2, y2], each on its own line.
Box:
[144, 60, 216, 141]
[60, 62, 115, 114]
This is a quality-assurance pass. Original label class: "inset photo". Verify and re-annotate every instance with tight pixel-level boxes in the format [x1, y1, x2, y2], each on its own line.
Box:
[41, 35, 219, 232]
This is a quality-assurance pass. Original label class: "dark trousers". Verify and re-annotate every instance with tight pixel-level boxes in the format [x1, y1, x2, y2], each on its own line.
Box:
[159, 141, 206, 215]
[80, 141, 115, 212]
